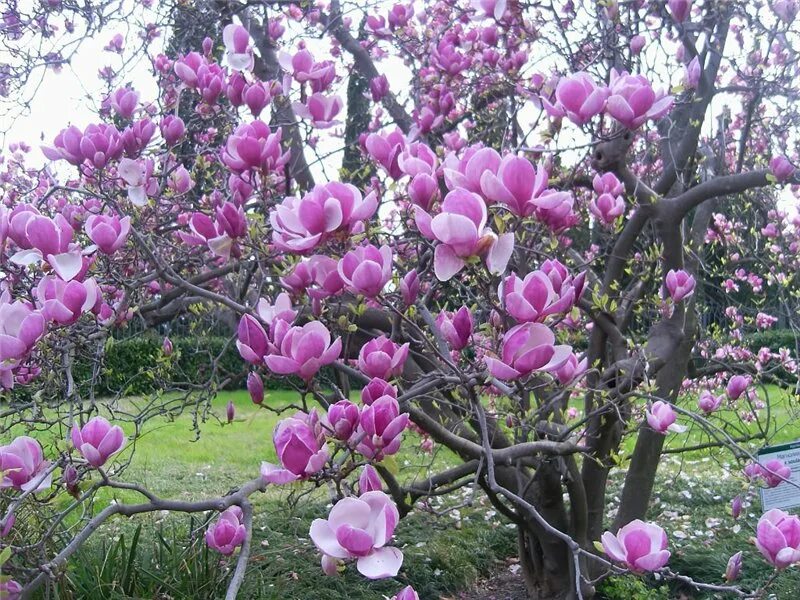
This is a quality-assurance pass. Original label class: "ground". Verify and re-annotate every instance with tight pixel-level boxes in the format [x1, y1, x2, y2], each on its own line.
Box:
[12, 385, 800, 598]
[458, 570, 528, 600]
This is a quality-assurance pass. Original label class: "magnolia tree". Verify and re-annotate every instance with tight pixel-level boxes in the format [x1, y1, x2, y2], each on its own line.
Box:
[3, 0, 800, 598]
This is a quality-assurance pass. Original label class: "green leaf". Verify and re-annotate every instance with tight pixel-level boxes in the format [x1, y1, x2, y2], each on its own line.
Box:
[382, 455, 399, 476]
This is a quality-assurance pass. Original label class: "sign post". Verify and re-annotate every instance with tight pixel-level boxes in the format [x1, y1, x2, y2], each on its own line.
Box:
[758, 440, 800, 512]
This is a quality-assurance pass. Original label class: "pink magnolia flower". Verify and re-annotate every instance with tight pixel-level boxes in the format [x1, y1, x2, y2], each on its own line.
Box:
[398, 142, 437, 178]
[761, 458, 792, 488]
[590, 192, 625, 225]
[195, 62, 226, 104]
[278, 49, 332, 83]
[606, 70, 673, 129]
[392, 586, 419, 600]
[725, 551, 742, 582]
[168, 165, 194, 194]
[668, 0, 692, 23]
[729, 495, 743, 520]
[173, 51, 204, 86]
[555, 353, 588, 385]
[442, 146, 501, 196]
[726, 374, 751, 400]
[365, 128, 406, 179]
[0, 292, 45, 373]
[109, 87, 139, 119]
[359, 465, 383, 493]
[773, 0, 799, 23]
[327, 400, 360, 441]
[630, 35, 646, 54]
[361, 377, 397, 406]
[42, 123, 123, 168]
[71, 416, 125, 467]
[366, 15, 391, 38]
[415, 188, 514, 281]
[215, 202, 247, 239]
[0, 436, 51, 492]
[321, 554, 341, 576]
[485, 322, 572, 380]
[541, 72, 609, 126]
[400, 270, 419, 307]
[270, 182, 377, 253]
[293, 93, 343, 128]
[388, 3, 413, 28]
[121, 118, 156, 157]
[162, 336, 173, 357]
[0, 579, 21, 600]
[226, 400, 235, 423]
[436, 306, 473, 351]
[480, 156, 572, 218]
[338, 244, 393, 297]
[227, 71, 247, 105]
[85, 214, 131, 255]
[8, 211, 72, 261]
[356, 395, 409, 460]
[222, 121, 290, 174]
[665, 269, 695, 302]
[243, 82, 273, 117]
[306, 61, 336, 94]
[256, 293, 296, 327]
[177, 212, 233, 259]
[533, 191, 578, 231]
[601, 520, 670, 572]
[309, 491, 403, 579]
[264, 321, 342, 381]
[684, 56, 702, 89]
[472, 0, 507, 20]
[755, 509, 800, 569]
[305, 256, 346, 300]
[222, 24, 253, 71]
[645, 401, 687, 434]
[593, 172, 624, 196]
[770, 156, 795, 182]
[159, 115, 185, 146]
[358, 336, 409, 380]
[36, 276, 102, 326]
[236, 314, 269, 364]
[247, 372, 264, 405]
[206, 506, 246, 555]
[118, 157, 155, 206]
[500, 267, 583, 323]
[261, 412, 329, 483]
[370, 75, 389, 101]
[697, 390, 723, 414]
[408, 173, 439, 210]
[590, 172, 625, 224]
[105, 33, 124, 52]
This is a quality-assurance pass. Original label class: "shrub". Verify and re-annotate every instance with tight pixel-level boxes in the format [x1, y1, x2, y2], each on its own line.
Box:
[745, 329, 800, 354]
[744, 329, 800, 384]
[72, 335, 276, 397]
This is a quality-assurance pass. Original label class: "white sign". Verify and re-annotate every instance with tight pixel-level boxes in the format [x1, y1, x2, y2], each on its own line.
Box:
[758, 440, 800, 512]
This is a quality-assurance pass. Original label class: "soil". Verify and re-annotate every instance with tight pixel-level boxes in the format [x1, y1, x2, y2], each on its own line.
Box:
[455, 568, 529, 600]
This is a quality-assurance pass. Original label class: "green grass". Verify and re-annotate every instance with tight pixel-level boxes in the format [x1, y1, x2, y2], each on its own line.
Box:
[14, 383, 800, 599]
[38, 390, 508, 599]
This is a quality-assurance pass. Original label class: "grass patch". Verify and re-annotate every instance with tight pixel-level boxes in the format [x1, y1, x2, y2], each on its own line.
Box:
[17, 383, 800, 599]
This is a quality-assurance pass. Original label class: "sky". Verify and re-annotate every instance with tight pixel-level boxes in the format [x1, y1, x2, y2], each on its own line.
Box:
[1, 1, 795, 214]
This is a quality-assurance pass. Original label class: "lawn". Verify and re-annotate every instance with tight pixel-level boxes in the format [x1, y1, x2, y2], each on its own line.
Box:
[16, 384, 800, 599]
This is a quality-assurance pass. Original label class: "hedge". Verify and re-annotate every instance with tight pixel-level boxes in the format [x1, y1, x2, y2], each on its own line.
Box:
[744, 329, 800, 354]
[72, 335, 292, 397]
[743, 329, 799, 385]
